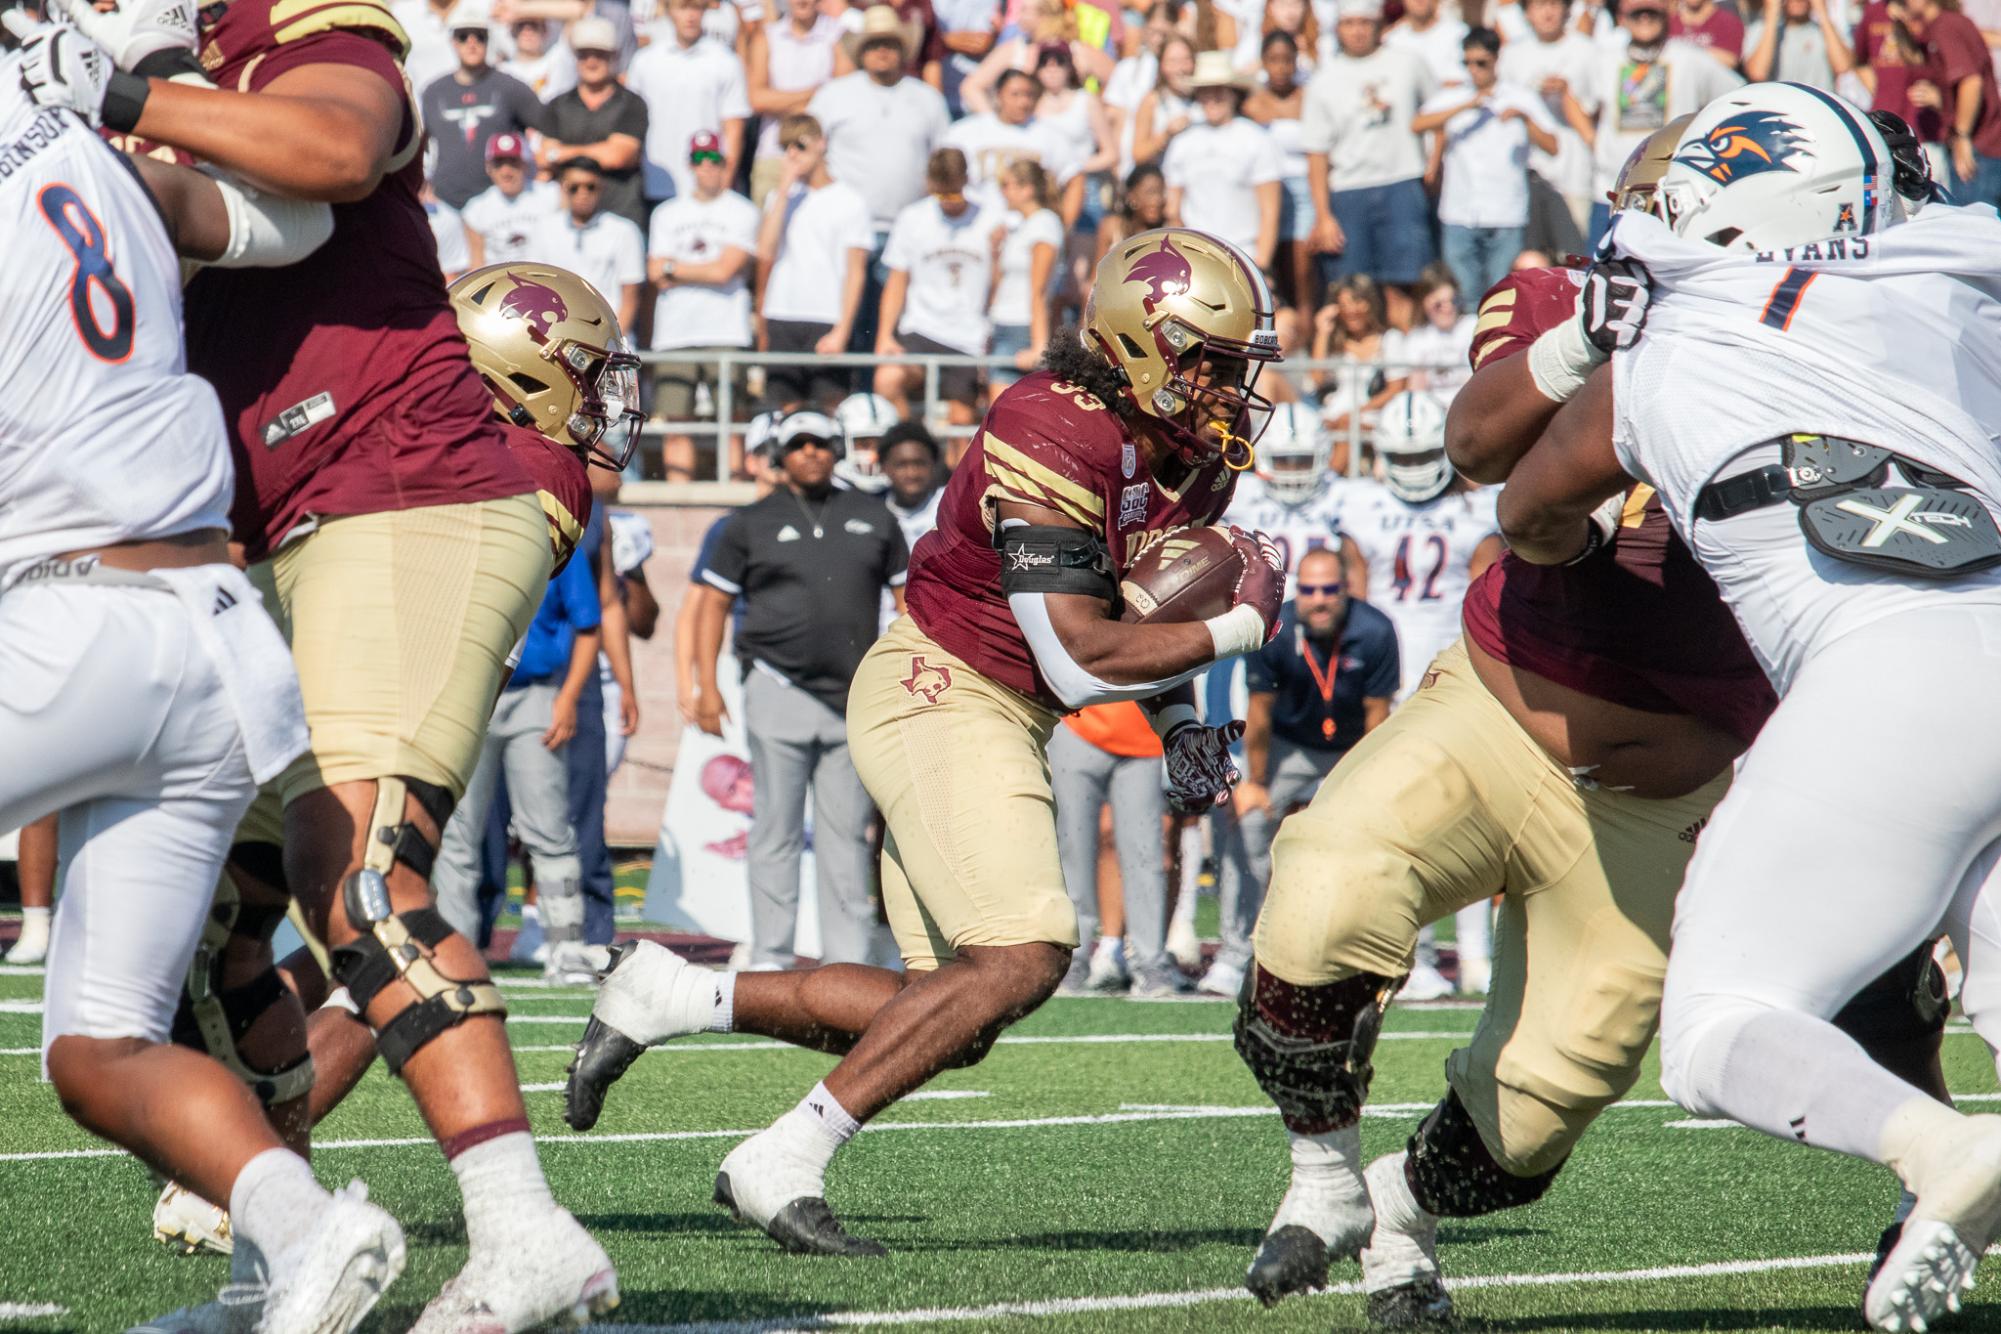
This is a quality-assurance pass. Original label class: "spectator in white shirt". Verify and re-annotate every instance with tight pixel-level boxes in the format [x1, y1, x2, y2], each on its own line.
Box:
[757, 113, 877, 409]
[988, 158, 1061, 389]
[423, 181, 473, 281]
[1103, 2, 1177, 171]
[500, 17, 577, 97]
[1246, 29, 1316, 317]
[1163, 51, 1283, 273]
[748, 0, 847, 204]
[1743, 0, 1854, 89]
[945, 67, 1087, 220]
[1300, 0, 1439, 328]
[1382, 263, 1475, 398]
[463, 132, 559, 267]
[1131, 31, 1198, 163]
[1413, 26, 1559, 300]
[1384, 0, 1471, 86]
[1496, 0, 1602, 255]
[874, 148, 995, 427]
[649, 130, 763, 480]
[530, 157, 648, 330]
[626, 0, 752, 206]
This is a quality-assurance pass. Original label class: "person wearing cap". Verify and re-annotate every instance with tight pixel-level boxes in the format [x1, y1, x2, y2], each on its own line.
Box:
[747, 0, 847, 206]
[463, 132, 561, 267]
[693, 411, 910, 967]
[649, 130, 762, 481]
[541, 16, 652, 229]
[626, 0, 752, 209]
[944, 66, 1088, 218]
[1299, 0, 1439, 330]
[1582, 0, 1741, 245]
[1413, 26, 1561, 301]
[1163, 49, 1284, 273]
[392, 0, 519, 96]
[756, 113, 877, 411]
[500, 15, 578, 97]
[419, 5, 551, 209]
[873, 147, 994, 430]
[528, 157, 648, 331]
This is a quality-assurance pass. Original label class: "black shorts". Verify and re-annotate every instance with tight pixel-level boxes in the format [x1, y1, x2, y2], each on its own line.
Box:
[763, 319, 849, 411]
[900, 331, 983, 406]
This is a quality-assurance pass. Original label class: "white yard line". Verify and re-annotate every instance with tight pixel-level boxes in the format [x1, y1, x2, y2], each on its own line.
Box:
[581, 1251, 1882, 1333]
[0, 1303, 65, 1320]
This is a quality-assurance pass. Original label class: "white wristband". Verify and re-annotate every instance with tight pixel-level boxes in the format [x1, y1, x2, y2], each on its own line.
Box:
[1204, 602, 1267, 660]
[1526, 318, 1606, 404]
[1146, 701, 1198, 741]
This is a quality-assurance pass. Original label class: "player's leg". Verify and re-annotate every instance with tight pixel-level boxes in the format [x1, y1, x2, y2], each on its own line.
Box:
[489, 685, 587, 978]
[1050, 726, 1111, 993]
[5, 812, 57, 964]
[1112, 751, 1178, 995]
[742, 667, 817, 968]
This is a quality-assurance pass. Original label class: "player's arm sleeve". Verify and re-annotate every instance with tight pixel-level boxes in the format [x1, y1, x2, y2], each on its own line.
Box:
[1008, 588, 1212, 710]
[700, 512, 750, 595]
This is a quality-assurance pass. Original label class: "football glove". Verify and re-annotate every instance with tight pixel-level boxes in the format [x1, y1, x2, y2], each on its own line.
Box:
[1579, 259, 1651, 355]
[48, 0, 199, 72]
[1163, 719, 1244, 815]
[3, 13, 118, 128]
[1228, 526, 1286, 644]
[1565, 490, 1629, 565]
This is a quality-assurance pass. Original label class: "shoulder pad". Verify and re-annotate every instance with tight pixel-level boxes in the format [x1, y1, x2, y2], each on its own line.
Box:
[1468, 266, 1586, 372]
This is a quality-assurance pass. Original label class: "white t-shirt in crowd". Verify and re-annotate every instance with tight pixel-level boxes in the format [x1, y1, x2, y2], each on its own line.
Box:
[392, 0, 517, 100]
[990, 206, 1063, 327]
[807, 72, 952, 228]
[1496, 30, 1601, 201]
[762, 179, 876, 323]
[527, 209, 647, 306]
[882, 197, 996, 354]
[461, 179, 560, 265]
[1422, 82, 1559, 228]
[501, 41, 577, 98]
[1587, 39, 1742, 195]
[943, 112, 1083, 214]
[625, 35, 751, 201]
[426, 196, 471, 277]
[1161, 116, 1284, 256]
[1384, 313, 1476, 396]
[647, 188, 762, 350]
[1384, 17, 1471, 87]
[1299, 44, 1438, 190]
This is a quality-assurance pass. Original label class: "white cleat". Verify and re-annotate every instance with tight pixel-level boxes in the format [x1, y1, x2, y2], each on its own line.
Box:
[128, 1284, 265, 1334]
[410, 1207, 617, 1334]
[1245, 1124, 1374, 1307]
[1866, 1116, 2001, 1332]
[589, 940, 719, 1045]
[712, 1128, 885, 1257]
[154, 1182, 234, 1257]
[257, 1182, 405, 1334]
[508, 908, 547, 965]
[1085, 937, 1130, 992]
[1361, 1152, 1454, 1328]
[1196, 958, 1246, 998]
[5, 920, 48, 964]
[1399, 963, 1454, 1003]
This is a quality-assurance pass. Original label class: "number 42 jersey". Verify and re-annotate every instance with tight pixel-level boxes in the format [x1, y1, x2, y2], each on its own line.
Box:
[1327, 477, 1498, 699]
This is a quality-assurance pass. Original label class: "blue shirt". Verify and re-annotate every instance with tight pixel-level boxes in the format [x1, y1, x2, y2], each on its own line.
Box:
[511, 541, 602, 687]
[1245, 599, 1400, 753]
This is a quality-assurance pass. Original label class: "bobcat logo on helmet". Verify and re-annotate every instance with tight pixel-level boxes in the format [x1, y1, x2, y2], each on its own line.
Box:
[499, 275, 571, 341]
[1125, 236, 1193, 315]
[1674, 111, 1812, 184]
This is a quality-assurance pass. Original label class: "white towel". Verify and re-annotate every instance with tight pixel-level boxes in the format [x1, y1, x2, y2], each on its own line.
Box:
[151, 564, 309, 786]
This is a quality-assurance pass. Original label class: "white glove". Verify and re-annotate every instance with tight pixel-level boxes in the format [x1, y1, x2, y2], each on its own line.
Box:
[1162, 719, 1244, 815]
[1565, 490, 1628, 565]
[1579, 259, 1651, 354]
[3, 12, 117, 127]
[48, 0, 199, 71]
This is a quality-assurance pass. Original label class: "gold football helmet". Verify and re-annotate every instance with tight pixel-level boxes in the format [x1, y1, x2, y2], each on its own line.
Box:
[1084, 227, 1280, 468]
[449, 263, 643, 469]
[1611, 114, 1694, 215]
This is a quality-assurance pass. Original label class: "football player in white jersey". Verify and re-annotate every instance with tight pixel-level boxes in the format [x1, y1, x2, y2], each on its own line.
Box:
[1331, 391, 1505, 995]
[832, 391, 901, 495]
[1495, 83, 2001, 1332]
[0, 15, 409, 1329]
[1226, 403, 1350, 589]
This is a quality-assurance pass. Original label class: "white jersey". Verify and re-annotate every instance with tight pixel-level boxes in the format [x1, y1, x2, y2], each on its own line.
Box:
[1608, 206, 2001, 693]
[0, 77, 233, 584]
[881, 487, 942, 630]
[1224, 472, 1346, 594]
[1327, 477, 1498, 697]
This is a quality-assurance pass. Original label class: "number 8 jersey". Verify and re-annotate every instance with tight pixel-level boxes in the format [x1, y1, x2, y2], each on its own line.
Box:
[1326, 475, 1498, 700]
[0, 68, 233, 583]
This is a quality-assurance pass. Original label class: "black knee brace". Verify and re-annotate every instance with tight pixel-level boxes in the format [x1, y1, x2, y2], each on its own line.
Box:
[1232, 967, 1401, 1134]
[363, 776, 454, 883]
[175, 851, 315, 1106]
[1405, 1090, 1565, 1218]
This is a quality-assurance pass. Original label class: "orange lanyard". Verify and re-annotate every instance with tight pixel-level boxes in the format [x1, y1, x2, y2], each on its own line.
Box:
[1297, 627, 1339, 742]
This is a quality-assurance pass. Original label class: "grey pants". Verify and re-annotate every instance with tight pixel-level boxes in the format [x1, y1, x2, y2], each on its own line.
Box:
[743, 667, 877, 967]
[1216, 738, 1344, 972]
[434, 682, 583, 946]
[1049, 725, 1169, 972]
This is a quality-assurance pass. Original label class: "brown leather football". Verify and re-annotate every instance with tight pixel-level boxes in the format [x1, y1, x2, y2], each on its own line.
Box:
[1119, 524, 1245, 624]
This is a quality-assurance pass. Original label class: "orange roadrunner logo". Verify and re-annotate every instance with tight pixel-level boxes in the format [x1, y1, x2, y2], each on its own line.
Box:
[1673, 111, 1811, 184]
[901, 655, 952, 704]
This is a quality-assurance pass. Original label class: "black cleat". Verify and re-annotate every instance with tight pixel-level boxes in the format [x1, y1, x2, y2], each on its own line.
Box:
[1245, 1225, 1331, 1307]
[712, 1173, 887, 1258]
[563, 1016, 646, 1132]
[1367, 1276, 1455, 1329]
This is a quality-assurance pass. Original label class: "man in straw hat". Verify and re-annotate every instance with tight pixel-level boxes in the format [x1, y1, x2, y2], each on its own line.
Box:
[1165, 49, 1286, 276]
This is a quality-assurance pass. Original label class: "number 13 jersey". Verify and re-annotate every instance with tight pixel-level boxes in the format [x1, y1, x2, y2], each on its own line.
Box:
[0, 70, 232, 583]
[1326, 476, 1498, 699]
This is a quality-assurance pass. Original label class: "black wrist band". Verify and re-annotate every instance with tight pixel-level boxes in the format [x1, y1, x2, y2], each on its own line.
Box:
[133, 47, 205, 81]
[102, 69, 151, 133]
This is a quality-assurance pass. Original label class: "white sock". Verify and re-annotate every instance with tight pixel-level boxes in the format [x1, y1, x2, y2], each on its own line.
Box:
[770, 1082, 860, 1177]
[600, 943, 735, 1042]
[1175, 829, 1202, 919]
[229, 1148, 329, 1278]
[709, 971, 736, 1033]
[451, 1130, 557, 1253]
[1275, 1125, 1370, 1241]
[1453, 902, 1491, 969]
[20, 905, 50, 934]
[1369, 1150, 1435, 1233]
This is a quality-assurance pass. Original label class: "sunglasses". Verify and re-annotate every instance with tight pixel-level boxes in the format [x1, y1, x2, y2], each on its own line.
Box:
[1297, 582, 1345, 595]
[784, 436, 835, 453]
[690, 150, 725, 165]
[453, 27, 488, 40]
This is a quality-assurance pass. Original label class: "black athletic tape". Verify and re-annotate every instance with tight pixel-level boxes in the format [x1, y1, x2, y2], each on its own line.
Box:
[1404, 1090, 1563, 1217]
[101, 70, 150, 134]
[995, 525, 1117, 601]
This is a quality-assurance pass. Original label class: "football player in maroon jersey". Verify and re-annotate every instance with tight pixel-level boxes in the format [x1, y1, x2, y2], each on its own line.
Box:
[561, 228, 1290, 1255]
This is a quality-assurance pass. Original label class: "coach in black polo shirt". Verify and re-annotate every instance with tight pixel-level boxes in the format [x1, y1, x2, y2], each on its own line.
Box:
[696, 410, 908, 966]
[1213, 548, 1399, 987]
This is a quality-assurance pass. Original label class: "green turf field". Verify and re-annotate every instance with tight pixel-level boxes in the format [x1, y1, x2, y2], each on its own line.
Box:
[0, 954, 1994, 1333]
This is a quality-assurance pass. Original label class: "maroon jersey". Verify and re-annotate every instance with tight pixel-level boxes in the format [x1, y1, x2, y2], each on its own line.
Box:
[184, 0, 531, 560]
[905, 371, 1238, 710]
[1459, 268, 1776, 744]
[502, 425, 593, 572]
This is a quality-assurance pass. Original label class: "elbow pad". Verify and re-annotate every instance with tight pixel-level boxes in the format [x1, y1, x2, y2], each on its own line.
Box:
[1008, 590, 1204, 711]
[995, 523, 1118, 601]
[199, 167, 336, 269]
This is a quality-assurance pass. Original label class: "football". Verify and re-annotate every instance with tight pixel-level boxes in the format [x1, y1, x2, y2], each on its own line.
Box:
[1119, 524, 1245, 624]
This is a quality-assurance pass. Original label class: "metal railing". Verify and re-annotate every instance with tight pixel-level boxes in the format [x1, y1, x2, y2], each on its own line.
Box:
[624, 348, 1470, 499]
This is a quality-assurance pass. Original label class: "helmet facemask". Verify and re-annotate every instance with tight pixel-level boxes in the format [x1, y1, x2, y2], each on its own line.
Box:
[1379, 443, 1453, 503]
[534, 335, 643, 472]
[1144, 327, 1278, 470]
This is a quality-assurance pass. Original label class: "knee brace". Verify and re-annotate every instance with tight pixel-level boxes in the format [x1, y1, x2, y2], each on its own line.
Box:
[1232, 965, 1402, 1134]
[174, 854, 315, 1106]
[1405, 1089, 1564, 1218]
[361, 775, 455, 884]
[1832, 939, 1951, 1099]
[329, 779, 502, 1077]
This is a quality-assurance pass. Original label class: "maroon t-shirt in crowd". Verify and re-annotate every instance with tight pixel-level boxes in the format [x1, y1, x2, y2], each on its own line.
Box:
[1853, 1, 1936, 139]
[1920, 8, 2001, 158]
[1671, 5, 1747, 60]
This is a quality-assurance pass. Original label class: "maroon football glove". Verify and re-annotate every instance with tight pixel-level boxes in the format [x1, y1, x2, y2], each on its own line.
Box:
[1228, 526, 1287, 646]
[1163, 719, 1246, 814]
